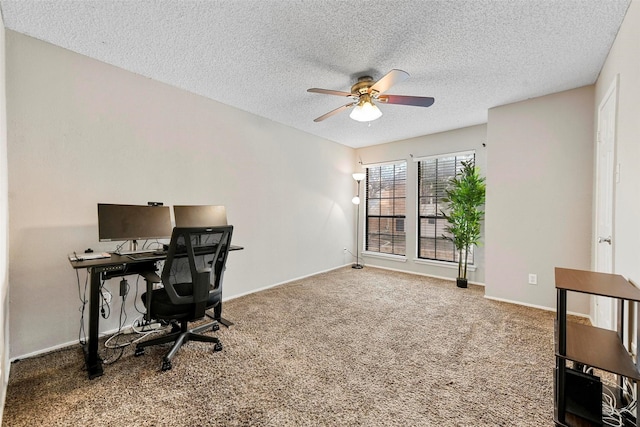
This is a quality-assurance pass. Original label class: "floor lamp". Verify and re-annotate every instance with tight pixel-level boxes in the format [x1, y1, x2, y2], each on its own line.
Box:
[352, 172, 366, 269]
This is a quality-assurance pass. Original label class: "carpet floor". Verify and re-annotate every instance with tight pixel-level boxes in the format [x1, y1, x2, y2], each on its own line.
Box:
[4, 267, 560, 426]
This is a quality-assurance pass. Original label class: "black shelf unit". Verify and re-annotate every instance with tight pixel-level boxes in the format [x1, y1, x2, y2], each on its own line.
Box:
[555, 267, 640, 426]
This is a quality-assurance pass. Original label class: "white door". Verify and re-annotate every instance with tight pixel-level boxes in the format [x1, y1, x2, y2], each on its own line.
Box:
[593, 77, 617, 330]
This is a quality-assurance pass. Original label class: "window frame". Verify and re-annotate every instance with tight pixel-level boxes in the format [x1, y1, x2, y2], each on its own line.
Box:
[415, 151, 476, 264]
[363, 161, 407, 257]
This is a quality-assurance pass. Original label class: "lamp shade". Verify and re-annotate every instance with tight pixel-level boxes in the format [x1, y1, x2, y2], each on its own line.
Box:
[352, 172, 366, 182]
[352, 196, 360, 205]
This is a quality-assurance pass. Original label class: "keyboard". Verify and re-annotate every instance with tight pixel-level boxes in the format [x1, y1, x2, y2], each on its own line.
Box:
[69, 252, 111, 261]
[125, 251, 165, 260]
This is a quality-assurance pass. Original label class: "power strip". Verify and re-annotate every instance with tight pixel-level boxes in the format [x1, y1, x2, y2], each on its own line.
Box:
[123, 322, 163, 334]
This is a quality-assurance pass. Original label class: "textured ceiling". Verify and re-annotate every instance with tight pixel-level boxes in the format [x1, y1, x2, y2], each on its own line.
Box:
[0, 0, 631, 148]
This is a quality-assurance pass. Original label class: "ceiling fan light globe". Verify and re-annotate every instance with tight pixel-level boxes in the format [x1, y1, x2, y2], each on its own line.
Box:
[349, 101, 382, 122]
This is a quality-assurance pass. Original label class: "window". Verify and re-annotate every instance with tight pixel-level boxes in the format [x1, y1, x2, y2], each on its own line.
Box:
[417, 152, 475, 262]
[365, 162, 406, 256]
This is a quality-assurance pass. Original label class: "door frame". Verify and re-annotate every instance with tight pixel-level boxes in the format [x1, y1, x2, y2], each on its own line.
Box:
[592, 75, 618, 330]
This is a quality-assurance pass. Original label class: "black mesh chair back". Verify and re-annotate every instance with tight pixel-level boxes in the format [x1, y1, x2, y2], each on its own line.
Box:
[135, 225, 233, 371]
[161, 226, 233, 320]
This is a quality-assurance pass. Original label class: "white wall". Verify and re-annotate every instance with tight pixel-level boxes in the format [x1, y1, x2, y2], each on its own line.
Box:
[354, 124, 487, 283]
[485, 86, 594, 314]
[6, 32, 356, 359]
[0, 10, 9, 424]
[595, 0, 640, 287]
[7, 1, 637, 362]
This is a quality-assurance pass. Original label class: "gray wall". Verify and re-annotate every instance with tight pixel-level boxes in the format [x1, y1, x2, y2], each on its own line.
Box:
[356, 86, 595, 319]
[6, 32, 356, 359]
[485, 86, 594, 314]
[354, 125, 487, 283]
[0, 12, 8, 424]
[6, 0, 640, 369]
[596, 0, 640, 287]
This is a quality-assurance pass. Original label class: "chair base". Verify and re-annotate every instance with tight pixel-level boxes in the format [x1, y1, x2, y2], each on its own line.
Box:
[205, 305, 234, 328]
[135, 320, 222, 371]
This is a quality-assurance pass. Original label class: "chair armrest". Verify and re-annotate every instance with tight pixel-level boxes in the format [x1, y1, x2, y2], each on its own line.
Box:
[140, 270, 161, 283]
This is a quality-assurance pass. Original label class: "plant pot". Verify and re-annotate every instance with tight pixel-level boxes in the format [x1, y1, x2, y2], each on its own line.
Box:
[456, 277, 468, 288]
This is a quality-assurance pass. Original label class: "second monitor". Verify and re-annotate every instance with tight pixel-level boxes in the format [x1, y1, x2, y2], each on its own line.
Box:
[173, 205, 227, 227]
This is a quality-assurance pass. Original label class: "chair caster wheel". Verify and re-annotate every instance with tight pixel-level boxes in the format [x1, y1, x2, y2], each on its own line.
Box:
[212, 323, 220, 332]
[134, 347, 145, 357]
[214, 342, 223, 352]
[161, 360, 172, 371]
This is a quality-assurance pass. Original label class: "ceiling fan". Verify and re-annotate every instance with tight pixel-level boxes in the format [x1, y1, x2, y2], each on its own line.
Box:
[307, 69, 435, 123]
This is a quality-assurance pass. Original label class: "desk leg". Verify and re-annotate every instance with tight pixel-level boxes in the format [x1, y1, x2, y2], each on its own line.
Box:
[145, 278, 153, 323]
[84, 267, 103, 379]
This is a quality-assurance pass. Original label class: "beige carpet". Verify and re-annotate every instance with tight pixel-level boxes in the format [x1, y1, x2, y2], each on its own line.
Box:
[4, 267, 558, 426]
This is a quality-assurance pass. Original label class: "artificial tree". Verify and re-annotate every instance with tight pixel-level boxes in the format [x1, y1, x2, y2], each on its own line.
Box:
[442, 160, 486, 288]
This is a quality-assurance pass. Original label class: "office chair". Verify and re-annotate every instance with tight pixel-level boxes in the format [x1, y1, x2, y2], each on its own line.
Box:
[135, 225, 233, 371]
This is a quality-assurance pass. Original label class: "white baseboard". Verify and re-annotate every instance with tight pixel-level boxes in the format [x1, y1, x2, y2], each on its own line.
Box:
[11, 338, 82, 362]
[11, 263, 353, 362]
[364, 264, 485, 287]
[23, 264, 589, 362]
[222, 263, 351, 302]
[483, 294, 590, 319]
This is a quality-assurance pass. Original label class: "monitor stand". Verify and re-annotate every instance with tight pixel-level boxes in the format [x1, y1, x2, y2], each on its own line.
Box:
[117, 240, 142, 255]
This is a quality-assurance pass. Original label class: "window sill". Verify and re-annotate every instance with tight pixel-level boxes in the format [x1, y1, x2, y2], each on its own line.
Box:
[412, 258, 477, 272]
[362, 251, 407, 263]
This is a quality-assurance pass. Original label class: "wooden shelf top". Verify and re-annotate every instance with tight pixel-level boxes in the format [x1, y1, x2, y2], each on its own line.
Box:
[555, 267, 640, 301]
[558, 322, 640, 380]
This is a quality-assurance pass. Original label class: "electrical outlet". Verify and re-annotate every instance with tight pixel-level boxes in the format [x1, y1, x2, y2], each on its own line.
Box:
[343, 247, 347, 253]
[528, 274, 537, 285]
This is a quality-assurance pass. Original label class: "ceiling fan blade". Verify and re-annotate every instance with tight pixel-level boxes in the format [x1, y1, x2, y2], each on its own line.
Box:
[308, 88, 355, 97]
[370, 69, 410, 94]
[313, 103, 355, 122]
[377, 94, 435, 108]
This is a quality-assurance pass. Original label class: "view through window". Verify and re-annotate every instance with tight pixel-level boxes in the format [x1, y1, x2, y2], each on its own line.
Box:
[365, 162, 406, 256]
[417, 152, 475, 262]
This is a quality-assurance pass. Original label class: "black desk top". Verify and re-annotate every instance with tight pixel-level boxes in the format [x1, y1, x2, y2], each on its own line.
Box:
[69, 245, 244, 270]
[69, 252, 132, 270]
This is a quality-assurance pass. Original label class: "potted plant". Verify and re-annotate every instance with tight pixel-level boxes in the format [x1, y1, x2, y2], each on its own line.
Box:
[442, 160, 486, 288]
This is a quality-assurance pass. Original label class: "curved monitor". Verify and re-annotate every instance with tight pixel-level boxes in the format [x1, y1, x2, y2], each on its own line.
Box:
[98, 203, 172, 242]
[173, 205, 227, 227]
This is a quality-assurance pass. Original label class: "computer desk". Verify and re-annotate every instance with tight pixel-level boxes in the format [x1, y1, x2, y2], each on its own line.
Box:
[68, 245, 243, 379]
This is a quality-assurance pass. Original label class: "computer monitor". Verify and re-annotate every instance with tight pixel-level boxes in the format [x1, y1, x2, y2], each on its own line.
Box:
[97, 203, 173, 242]
[173, 205, 227, 227]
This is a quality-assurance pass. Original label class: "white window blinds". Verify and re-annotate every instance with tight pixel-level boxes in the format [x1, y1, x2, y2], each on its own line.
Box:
[365, 161, 406, 256]
[416, 152, 475, 262]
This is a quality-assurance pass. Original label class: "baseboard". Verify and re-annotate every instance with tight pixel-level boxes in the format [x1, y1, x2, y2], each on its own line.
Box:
[0, 360, 8, 425]
[483, 294, 590, 319]
[25, 264, 590, 363]
[11, 314, 169, 362]
[11, 338, 83, 362]
[222, 263, 352, 302]
[11, 263, 353, 362]
[364, 264, 485, 287]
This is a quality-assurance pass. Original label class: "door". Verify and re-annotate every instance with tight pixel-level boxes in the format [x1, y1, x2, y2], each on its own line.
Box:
[593, 77, 617, 330]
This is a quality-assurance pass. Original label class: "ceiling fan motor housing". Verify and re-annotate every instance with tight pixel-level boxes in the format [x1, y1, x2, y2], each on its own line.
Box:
[351, 76, 376, 96]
